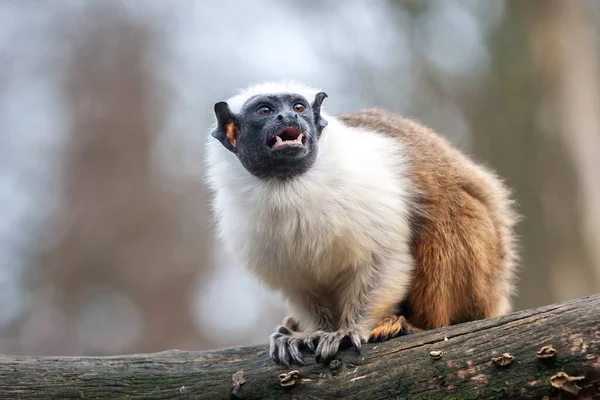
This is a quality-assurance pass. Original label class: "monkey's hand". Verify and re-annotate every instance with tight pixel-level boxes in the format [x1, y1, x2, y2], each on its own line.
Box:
[269, 317, 362, 366]
[309, 328, 362, 363]
[368, 315, 421, 343]
[269, 324, 306, 367]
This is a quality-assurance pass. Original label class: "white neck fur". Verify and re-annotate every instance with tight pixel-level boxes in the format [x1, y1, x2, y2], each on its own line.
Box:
[205, 82, 413, 302]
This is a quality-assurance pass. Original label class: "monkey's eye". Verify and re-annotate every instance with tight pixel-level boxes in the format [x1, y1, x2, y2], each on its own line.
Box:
[293, 103, 306, 113]
[257, 106, 272, 116]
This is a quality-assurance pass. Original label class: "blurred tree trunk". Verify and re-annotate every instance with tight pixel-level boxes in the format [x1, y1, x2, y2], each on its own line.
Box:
[526, 0, 600, 299]
[464, 0, 600, 310]
[32, 4, 214, 356]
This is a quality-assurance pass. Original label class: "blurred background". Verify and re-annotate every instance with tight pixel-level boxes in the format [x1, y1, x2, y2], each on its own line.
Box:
[1, 0, 599, 356]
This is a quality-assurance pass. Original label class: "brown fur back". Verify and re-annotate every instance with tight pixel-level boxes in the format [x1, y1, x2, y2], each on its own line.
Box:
[338, 109, 518, 330]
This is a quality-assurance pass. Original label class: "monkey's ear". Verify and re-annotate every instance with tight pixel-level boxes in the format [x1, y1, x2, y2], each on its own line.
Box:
[211, 101, 240, 153]
[311, 92, 328, 136]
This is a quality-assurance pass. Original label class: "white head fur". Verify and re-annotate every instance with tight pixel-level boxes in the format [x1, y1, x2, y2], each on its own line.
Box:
[225, 80, 323, 115]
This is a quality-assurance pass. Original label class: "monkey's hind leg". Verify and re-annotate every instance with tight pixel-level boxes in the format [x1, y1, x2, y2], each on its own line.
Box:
[368, 315, 422, 343]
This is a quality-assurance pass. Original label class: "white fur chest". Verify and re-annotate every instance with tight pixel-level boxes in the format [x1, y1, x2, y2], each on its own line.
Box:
[206, 116, 413, 293]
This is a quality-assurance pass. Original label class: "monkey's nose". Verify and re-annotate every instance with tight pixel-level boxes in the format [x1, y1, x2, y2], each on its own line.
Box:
[277, 112, 298, 122]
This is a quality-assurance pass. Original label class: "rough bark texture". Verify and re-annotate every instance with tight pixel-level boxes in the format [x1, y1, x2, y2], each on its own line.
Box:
[0, 295, 598, 399]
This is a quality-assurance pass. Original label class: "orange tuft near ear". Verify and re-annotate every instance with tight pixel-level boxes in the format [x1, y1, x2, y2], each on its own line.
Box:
[226, 122, 237, 147]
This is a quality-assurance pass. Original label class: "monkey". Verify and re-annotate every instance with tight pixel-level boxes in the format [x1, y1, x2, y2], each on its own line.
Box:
[204, 81, 518, 366]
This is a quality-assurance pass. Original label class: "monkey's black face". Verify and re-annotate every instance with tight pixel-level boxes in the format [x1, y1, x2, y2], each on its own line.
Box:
[236, 94, 319, 178]
[211, 91, 328, 179]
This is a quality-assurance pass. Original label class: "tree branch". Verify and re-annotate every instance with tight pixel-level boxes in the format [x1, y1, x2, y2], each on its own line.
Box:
[1, 295, 599, 399]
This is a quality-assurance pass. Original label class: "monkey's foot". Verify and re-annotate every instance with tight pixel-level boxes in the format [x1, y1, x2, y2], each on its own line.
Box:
[269, 324, 305, 367]
[368, 315, 419, 343]
[307, 329, 362, 363]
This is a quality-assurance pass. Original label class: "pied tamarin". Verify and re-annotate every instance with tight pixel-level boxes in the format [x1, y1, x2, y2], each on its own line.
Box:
[205, 81, 518, 366]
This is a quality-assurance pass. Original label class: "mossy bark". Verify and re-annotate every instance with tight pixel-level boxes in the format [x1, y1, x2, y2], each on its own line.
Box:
[0, 295, 599, 399]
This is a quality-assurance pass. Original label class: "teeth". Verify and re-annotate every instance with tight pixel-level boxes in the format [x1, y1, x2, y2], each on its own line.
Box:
[273, 133, 304, 147]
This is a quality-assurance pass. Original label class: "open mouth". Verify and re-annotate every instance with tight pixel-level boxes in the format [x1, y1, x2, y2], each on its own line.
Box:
[267, 127, 307, 149]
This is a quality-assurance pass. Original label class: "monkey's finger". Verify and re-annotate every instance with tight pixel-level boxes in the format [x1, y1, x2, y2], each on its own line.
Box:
[316, 334, 339, 363]
[314, 334, 327, 362]
[304, 330, 324, 353]
[288, 338, 304, 365]
[269, 333, 283, 364]
[270, 333, 292, 366]
[314, 340, 326, 363]
[322, 341, 340, 363]
[304, 337, 317, 353]
[348, 331, 362, 354]
[277, 337, 291, 367]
